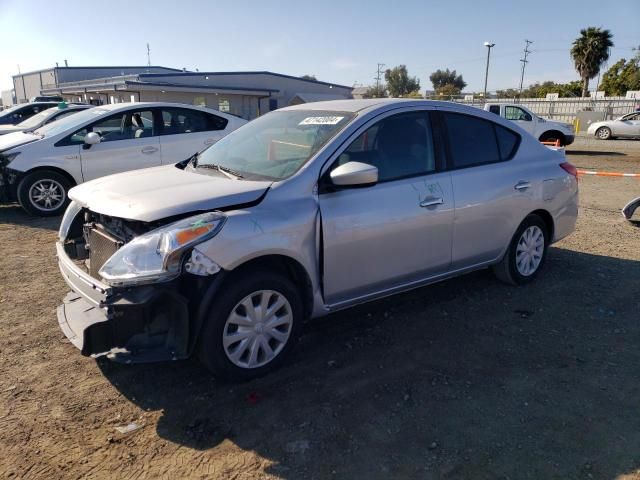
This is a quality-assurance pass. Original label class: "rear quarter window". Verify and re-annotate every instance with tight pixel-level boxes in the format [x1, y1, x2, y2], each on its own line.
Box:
[442, 112, 520, 168]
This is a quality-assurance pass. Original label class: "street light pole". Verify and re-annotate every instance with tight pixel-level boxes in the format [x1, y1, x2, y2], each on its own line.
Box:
[483, 41, 495, 100]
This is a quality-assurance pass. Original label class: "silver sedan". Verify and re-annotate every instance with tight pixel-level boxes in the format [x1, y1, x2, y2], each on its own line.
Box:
[56, 99, 579, 379]
[587, 111, 640, 140]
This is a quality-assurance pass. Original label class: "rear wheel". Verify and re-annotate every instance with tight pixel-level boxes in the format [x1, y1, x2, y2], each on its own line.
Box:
[17, 170, 72, 217]
[596, 126, 612, 140]
[197, 271, 303, 380]
[539, 131, 566, 146]
[493, 215, 549, 285]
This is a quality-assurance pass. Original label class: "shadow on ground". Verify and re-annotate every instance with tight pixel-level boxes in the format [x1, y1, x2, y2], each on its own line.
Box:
[97, 248, 640, 479]
[0, 204, 60, 231]
[566, 150, 627, 156]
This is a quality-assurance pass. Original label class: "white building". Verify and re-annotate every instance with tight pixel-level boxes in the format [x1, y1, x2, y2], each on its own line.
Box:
[12, 66, 353, 119]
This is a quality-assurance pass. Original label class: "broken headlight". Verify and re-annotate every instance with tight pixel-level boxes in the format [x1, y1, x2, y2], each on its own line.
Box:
[99, 211, 226, 286]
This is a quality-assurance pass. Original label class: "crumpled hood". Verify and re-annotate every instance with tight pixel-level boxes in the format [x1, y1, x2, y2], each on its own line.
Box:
[69, 164, 272, 222]
[0, 131, 40, 152]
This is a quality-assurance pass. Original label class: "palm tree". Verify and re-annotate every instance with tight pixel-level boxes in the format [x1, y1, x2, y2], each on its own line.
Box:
[571, 27, 614, 97]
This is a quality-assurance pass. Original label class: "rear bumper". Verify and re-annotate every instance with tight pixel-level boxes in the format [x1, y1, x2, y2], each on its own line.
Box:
[56, 242, 191, 362]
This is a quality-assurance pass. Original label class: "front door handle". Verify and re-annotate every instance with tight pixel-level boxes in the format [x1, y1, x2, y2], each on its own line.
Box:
[514, 181, 531, 191]
[204, 138, 215, 146]
[141, 146, 159, 154]
[420, 197, 444, 208]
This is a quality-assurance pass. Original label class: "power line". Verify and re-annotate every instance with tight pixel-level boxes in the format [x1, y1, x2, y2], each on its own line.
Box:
[519, 39, 533, 97]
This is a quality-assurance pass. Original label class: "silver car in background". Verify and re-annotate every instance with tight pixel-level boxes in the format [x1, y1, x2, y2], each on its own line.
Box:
[56, 99, 579, 380]
[588, 111, 640, 140]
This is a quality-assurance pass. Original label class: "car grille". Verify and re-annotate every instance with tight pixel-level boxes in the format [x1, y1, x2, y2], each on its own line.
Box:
[88, 227, 121, 279]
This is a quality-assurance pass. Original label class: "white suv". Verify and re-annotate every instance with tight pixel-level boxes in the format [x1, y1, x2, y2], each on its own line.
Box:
[0, 102, 246, 216]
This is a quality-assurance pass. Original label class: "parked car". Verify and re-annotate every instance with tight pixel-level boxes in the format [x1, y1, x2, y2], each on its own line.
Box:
[587, 111, 640, 140]
[484, 103, 575, 146]
[30, 95, 64, 103]
[0, 102, 246, 215]
[0, 104, 93, 136]
[0, 102, 60, 125]
[56, 99, 579, 380]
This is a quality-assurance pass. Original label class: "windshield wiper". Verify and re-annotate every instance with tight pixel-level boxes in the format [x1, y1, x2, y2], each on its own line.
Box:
[197, 163, 244, 179]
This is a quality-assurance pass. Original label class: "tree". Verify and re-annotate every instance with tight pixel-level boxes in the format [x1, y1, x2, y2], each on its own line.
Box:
[600, 52, 640, 96]
[436, 84, 462, 97]
[363, 85, 387, 98]
[521, 81, 582, 98]
[495, 88, 520, 98]
[384, 65, 420, 97]
[300, 74, 317, 81]
[570, 27, 614, 97]
[429, 69, 466, 93]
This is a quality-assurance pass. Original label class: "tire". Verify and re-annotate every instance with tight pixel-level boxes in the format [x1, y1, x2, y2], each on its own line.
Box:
[17, 170, 72, 217]
[197, 270, 303, 381]
[539, 131, 566, 146]
[596, 126, 612, 140]
[492, 214, 549, 286]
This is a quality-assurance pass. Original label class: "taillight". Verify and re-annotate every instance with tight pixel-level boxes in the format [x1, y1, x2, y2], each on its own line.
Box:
[560, 162, 578, 180]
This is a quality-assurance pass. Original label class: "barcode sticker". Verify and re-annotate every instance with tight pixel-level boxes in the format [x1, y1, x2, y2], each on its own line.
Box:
[299, 116, 345, 125]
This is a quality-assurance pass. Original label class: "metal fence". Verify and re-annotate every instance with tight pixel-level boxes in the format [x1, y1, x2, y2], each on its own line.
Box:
[426, 95, 638, 123]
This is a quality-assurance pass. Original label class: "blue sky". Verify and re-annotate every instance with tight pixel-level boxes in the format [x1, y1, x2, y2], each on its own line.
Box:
[0, 0, 638, 93]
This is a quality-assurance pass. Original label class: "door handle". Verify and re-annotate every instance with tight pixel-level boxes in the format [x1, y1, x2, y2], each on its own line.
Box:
[141, 146, 158, 154]
[514, 181, 531, 191]
[203, 138, 215, 146]
[420, 197, 444, 208]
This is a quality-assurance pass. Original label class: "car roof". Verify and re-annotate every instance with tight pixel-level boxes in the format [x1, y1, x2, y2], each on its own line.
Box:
[91, 102, 222, 112]
[280, 98, 457, 113]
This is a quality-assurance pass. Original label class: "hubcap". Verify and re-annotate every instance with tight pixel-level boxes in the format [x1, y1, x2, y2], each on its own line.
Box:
[598, 128, 610, 139]
[223, 290, 293, 369]
[515, 226, 544, 276]
[28, 179, 65, 211]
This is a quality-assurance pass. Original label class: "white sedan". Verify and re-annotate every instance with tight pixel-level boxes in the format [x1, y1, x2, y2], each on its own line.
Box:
[0, 102, 246, 215]
[588, 111, 640, 140]
[0, 104, 92, 136]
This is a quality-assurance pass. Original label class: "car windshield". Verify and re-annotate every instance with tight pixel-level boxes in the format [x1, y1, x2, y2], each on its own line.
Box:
[194, 110, 355, 181]
[33, 107, 103, 137]
[0, 104, 26, 118]
[16, 107, 58, 128]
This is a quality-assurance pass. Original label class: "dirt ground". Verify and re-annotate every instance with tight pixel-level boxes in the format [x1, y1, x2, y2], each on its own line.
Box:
[1, 138, 639, 480]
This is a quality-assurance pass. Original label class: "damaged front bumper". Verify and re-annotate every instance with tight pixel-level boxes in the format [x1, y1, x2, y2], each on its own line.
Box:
[56, 242, 191, 362]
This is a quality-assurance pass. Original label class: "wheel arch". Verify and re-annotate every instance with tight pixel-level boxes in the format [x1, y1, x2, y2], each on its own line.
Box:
[528, 209, 555, 242]
[538, 130, 567, 144]
[20, 166, 79, 188]
[227, 254, 315, 320]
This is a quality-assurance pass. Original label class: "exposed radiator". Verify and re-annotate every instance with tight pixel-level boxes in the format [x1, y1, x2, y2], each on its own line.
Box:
[88, 227, 121, 279]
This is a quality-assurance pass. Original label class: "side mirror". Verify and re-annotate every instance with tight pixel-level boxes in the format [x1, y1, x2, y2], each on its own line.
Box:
[84, 132, 101, 147]
[330, 161, 378, 187]
[524, 113, 532, 121]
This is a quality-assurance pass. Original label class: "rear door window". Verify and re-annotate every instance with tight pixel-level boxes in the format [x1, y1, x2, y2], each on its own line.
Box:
[159, 108, 228, 135]
[442, 112, 519, 168]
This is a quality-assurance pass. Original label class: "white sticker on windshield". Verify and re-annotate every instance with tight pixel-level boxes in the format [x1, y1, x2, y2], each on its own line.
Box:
[299, 116, 345, 125]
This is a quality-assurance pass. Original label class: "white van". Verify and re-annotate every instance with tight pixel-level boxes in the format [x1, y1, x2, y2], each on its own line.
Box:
[0, 102, 246, 215]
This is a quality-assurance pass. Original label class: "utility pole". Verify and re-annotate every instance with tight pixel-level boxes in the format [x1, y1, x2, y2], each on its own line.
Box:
[483, 42, 495, 100]
[374, 63, 385, 96]
[518, 39, 533, 98]
[147, 43, 151, 67]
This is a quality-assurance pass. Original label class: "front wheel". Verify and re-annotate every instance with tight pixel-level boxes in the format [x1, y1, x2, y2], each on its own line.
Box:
[539, 131, 566, 146]
[596, 127, 612, 140]
[197, 271, 303, 380]
[492, 215, 549, 285]
[17, 170, 72, 216]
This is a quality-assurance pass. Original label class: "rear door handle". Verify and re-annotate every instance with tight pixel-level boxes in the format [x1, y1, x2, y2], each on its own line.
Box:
[420, 197, 444, 208]
[204, 138, 215, 146]
[514, 181, 531, 190]
[141, 146, 158, 154]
